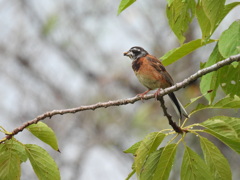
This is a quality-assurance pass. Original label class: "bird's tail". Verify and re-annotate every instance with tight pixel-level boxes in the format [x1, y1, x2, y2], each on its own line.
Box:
[168, 92, 188, 120]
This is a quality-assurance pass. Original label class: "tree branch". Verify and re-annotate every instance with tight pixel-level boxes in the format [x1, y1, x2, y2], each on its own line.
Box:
[157, 96, 183, 133]
[1, 54, 240, 143]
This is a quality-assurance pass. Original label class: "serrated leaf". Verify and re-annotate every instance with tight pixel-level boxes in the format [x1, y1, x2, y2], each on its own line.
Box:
[214, 2, 240, 34]
[140, 148, 163, 180]
[181, 146, 213, 180]
[0, 139, 27, 163]
[134, 132, 166, 176]
[196, 1, 212, 40]
[166, 0, 196, 44]
[192, 95, 240, 114]
[197, 1, 239, 41]
[219, 20, 240, 58]
[200, 44, 223, 103]
[202, 116, 240, 138]
[201, 116, 240, 154]
[219, 63, 240, 97]
[0, 152, 20, 180]
[213, 95, 240, 108]
[25, 144, 60, 180]
[202, 0, 225, 33]
[196, 0, 225, 40]
[200, 137, 232, 180]
[0, 139, 24, 180]
[152, 144, 177, 180]
[124, 141, 142, 154]
[161, 39, 216, 66]
[117, 0, 136, 15]
[27, 122, 59, 151]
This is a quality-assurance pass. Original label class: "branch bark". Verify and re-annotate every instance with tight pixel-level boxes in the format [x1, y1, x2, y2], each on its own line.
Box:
[157, 96, 183, 133]
[1, 54, 240, 143]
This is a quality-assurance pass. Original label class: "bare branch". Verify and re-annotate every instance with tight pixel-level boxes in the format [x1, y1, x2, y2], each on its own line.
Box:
[1, 54, 240, 143]
[157, 96, 183, 133]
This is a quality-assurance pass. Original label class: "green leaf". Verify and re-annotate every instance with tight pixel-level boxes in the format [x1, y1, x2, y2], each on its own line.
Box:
[219, 63, 240, 97]
[117, 0, 136, 15]
[0, 139, 24, 180]
[152, 144, 177, 180]
[124, 141, 142, 154]
[200, 44, 223, 103]
[222, 2, 240, 21]
[197, 1, 240, 41]
[0, 139, 27, 163]
[202, 116, 240, 139]
[192, 95, 240, 114]
[139, 144, 177, 180]
[215, 2, 240, 34]
[196, 2, 212, 40]
[196, 0, 225, 40]
[202, 0, 225, 33]
[25, 144, 60, 180]
[126, 170, 136, 180]
[185, 90, 213, 108]
[27, 122, 59, 151]
[161, 39, 216, 66]
[0, 152, 20, 180]
[134, 132, 166, 176]
[167, 0, 174, 6]
[140, 148, 163, 180]
[219, 20, 240, 58]
[181, 146, 213, 180]
[200, 137, 232, 180]
[213, 95, 240, 109]
[166, 0, 196, 44]
[201, 116, 240, 154]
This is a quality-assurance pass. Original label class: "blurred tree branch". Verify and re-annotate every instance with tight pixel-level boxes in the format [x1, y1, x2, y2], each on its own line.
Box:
[1, 54, 240, 143]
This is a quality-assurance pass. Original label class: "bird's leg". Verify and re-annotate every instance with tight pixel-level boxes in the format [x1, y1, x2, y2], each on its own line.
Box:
[137, 89, 151, 100]
[154, 88, 162, 99]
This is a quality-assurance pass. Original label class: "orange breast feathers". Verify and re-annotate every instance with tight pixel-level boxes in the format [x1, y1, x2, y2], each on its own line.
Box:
[132, 56, 173, 90]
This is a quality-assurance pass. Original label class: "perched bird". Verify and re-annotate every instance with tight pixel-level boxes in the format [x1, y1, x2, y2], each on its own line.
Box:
[124, 46, 188, 119]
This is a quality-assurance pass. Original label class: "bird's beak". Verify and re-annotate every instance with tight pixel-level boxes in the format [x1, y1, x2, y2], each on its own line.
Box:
[123, 51, 129, 56]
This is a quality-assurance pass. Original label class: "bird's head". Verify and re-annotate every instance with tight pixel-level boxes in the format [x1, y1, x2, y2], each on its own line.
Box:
[124, 46, 148, 60]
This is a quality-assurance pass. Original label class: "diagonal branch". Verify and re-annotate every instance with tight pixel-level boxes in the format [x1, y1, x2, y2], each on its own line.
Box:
[157, 96, 183, 133]
[0, 54, 240, 143]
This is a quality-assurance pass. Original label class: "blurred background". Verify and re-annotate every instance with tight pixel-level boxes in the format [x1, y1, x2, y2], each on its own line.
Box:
[0, 0, 240, 179]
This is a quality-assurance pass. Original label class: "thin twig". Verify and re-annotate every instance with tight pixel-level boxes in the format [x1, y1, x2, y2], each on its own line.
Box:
[157, 96, 183, 133]
[0, 54, 240, 143]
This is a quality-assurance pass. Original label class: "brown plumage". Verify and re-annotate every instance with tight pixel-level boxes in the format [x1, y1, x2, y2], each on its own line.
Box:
[124, 46, 188, 119]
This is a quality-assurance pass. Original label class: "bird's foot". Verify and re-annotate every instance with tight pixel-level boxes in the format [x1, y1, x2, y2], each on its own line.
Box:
[137, 90, 151, 101]
[154, 88, 162, 100]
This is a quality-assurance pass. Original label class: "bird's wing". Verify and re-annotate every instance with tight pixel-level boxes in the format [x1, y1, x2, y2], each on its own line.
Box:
[146, 55, 174, 86]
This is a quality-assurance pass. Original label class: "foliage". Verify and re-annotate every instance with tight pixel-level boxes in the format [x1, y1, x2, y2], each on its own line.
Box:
[27, 122, 59, 151]
[124, 104, 240, 180]
[119, 0, 240, 179]
[0, 0, 240, 179]
[0, 123, 60, 180]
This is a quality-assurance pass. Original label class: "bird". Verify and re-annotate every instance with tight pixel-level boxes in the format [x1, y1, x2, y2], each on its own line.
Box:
[123, 46, 188, 119]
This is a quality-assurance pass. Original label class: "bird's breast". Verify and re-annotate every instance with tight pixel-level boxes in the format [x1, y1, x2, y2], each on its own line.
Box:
[132, 57, 170, 90]
[135, 71, 161, 90]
